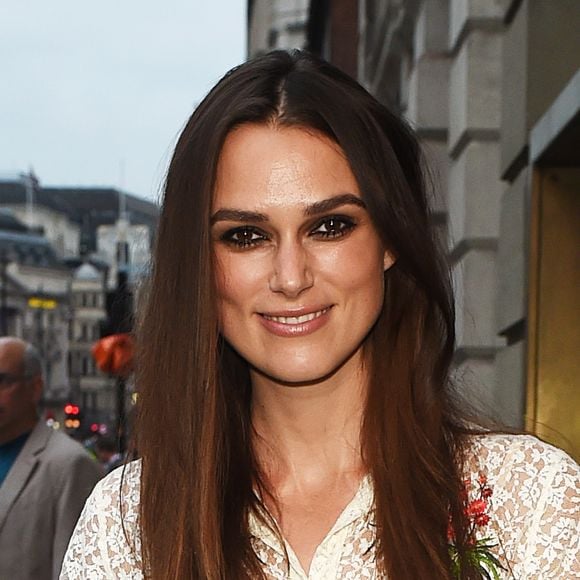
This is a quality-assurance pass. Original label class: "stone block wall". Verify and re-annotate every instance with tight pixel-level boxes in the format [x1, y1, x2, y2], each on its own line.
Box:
[446, 0, 506, 412]
[496, 0, 580, 427]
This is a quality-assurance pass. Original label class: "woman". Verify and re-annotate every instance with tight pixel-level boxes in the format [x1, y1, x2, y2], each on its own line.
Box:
[61, 50, 579, 579]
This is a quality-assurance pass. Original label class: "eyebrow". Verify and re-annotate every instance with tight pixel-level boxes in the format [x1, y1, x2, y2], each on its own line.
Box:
[210, 193, 366, 225]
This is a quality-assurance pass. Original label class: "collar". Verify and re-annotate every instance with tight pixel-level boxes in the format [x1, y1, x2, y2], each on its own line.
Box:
[248, 474, 375, 555]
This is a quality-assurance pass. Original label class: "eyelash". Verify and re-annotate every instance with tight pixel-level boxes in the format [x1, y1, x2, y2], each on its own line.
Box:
[220, 215, 357, 249]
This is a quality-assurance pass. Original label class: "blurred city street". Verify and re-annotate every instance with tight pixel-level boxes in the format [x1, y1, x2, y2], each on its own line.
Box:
[1, 0, 579, 502]
[2, 0, 578, 460]
[0, 2, 579, 578]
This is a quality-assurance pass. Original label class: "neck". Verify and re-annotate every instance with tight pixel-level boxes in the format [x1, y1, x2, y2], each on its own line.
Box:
[251, 359, 367, 491]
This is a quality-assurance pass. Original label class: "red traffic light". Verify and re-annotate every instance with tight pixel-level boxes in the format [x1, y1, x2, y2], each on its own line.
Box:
[64, 404, 80, 415]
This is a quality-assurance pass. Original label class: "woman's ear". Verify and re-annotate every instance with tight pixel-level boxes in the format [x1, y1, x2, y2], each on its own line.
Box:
[383, 250, 396, 272]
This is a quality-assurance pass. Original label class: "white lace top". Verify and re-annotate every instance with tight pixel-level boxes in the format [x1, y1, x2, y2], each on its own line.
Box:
[60, 434, 579, 579]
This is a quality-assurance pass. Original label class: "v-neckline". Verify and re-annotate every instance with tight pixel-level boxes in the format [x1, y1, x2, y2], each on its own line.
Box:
[249, 474, 374, 577]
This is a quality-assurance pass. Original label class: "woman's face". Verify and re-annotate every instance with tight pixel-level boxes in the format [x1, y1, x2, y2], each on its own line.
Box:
[212, 124, 393, 384]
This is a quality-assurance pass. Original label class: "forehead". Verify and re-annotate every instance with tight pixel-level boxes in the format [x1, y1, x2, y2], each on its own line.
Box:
[0, 341, 24, 373]
[213, 124, 361, 211]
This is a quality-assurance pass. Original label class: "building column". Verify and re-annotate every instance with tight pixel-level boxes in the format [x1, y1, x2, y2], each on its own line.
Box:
[405, 0, 451, 244]
[447, 0, 506, 411]
[498, 0, 580, 431]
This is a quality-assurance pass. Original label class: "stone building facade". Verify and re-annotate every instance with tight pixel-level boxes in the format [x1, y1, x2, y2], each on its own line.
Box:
[0, 174, 158, 432]
[69, 262, 115, 425]
[0, 209, 71, 404]
[246, 0, 580, 456]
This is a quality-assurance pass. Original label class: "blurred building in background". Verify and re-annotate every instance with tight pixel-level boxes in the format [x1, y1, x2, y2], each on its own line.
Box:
[69, 262, 111, 423]
[44, 186, 158, 287]
[0, 208, 71, 406]
[247, 0, 580, 456]
[248, 0, 310, 55]
[0, 173, 158, 434]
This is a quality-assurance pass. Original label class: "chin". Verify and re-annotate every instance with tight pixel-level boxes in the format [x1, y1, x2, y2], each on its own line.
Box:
[251, 355, 351, 387]
[256, 369, 335, 387]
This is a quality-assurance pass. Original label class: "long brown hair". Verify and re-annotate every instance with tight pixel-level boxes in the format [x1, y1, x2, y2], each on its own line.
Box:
[134, 50, 482, 578]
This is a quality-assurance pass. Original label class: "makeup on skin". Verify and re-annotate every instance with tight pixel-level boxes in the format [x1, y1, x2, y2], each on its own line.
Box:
[211, 124, 394, 386]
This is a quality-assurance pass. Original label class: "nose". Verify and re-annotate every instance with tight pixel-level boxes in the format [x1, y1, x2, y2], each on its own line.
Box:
[268, 238, 314, 298]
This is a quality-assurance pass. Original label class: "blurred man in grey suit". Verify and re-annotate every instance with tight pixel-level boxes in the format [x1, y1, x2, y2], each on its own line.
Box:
[0, 337, 102, 579]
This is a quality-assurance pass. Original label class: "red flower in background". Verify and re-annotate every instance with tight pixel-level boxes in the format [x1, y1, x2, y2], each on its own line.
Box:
[92, 333, 134, 377]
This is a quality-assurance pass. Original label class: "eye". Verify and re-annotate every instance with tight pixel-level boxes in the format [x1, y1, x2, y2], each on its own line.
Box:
[220, 226, 268, 249]
[310, 215, 356, 239]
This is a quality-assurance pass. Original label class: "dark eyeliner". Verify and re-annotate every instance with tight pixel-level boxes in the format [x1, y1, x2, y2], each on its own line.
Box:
[220, 226, 268, 248]
[310, 214, 357, 239]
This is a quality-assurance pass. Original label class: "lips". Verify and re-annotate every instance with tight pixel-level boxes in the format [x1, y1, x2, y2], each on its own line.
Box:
[258, 306, 333, 337]
[261, 307, 331, 325]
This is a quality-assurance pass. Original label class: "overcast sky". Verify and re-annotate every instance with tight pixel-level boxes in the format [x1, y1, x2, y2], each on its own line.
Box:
[0, 1, 247, 202]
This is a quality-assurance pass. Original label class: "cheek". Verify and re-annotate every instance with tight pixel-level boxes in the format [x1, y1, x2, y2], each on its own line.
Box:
[316, 241, 385, 297]
[214, 252, 267, 312]
[0, 391, 17, 411]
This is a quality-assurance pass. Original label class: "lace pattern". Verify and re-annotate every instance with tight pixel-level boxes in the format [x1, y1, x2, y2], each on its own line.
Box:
[60, 434, 580, 579]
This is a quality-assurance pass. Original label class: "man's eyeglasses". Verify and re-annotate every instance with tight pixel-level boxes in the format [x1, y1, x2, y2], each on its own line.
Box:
[0, 373, 31, 389]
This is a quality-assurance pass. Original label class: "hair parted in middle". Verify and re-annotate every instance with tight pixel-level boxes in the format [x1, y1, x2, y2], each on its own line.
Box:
[134, 49, 482, 579]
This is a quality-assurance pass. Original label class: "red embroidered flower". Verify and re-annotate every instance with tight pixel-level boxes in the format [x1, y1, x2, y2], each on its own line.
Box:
[467, 499, 488, 518]
[448, 472, 505, 578]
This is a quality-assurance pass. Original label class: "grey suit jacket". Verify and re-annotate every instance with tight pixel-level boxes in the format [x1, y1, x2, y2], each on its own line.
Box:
[0, 421, 103, 580]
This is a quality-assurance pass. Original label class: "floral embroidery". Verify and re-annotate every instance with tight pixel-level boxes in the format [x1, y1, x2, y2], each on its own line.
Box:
[448, 472, 505, 579]
[60, 435, 580, 579]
